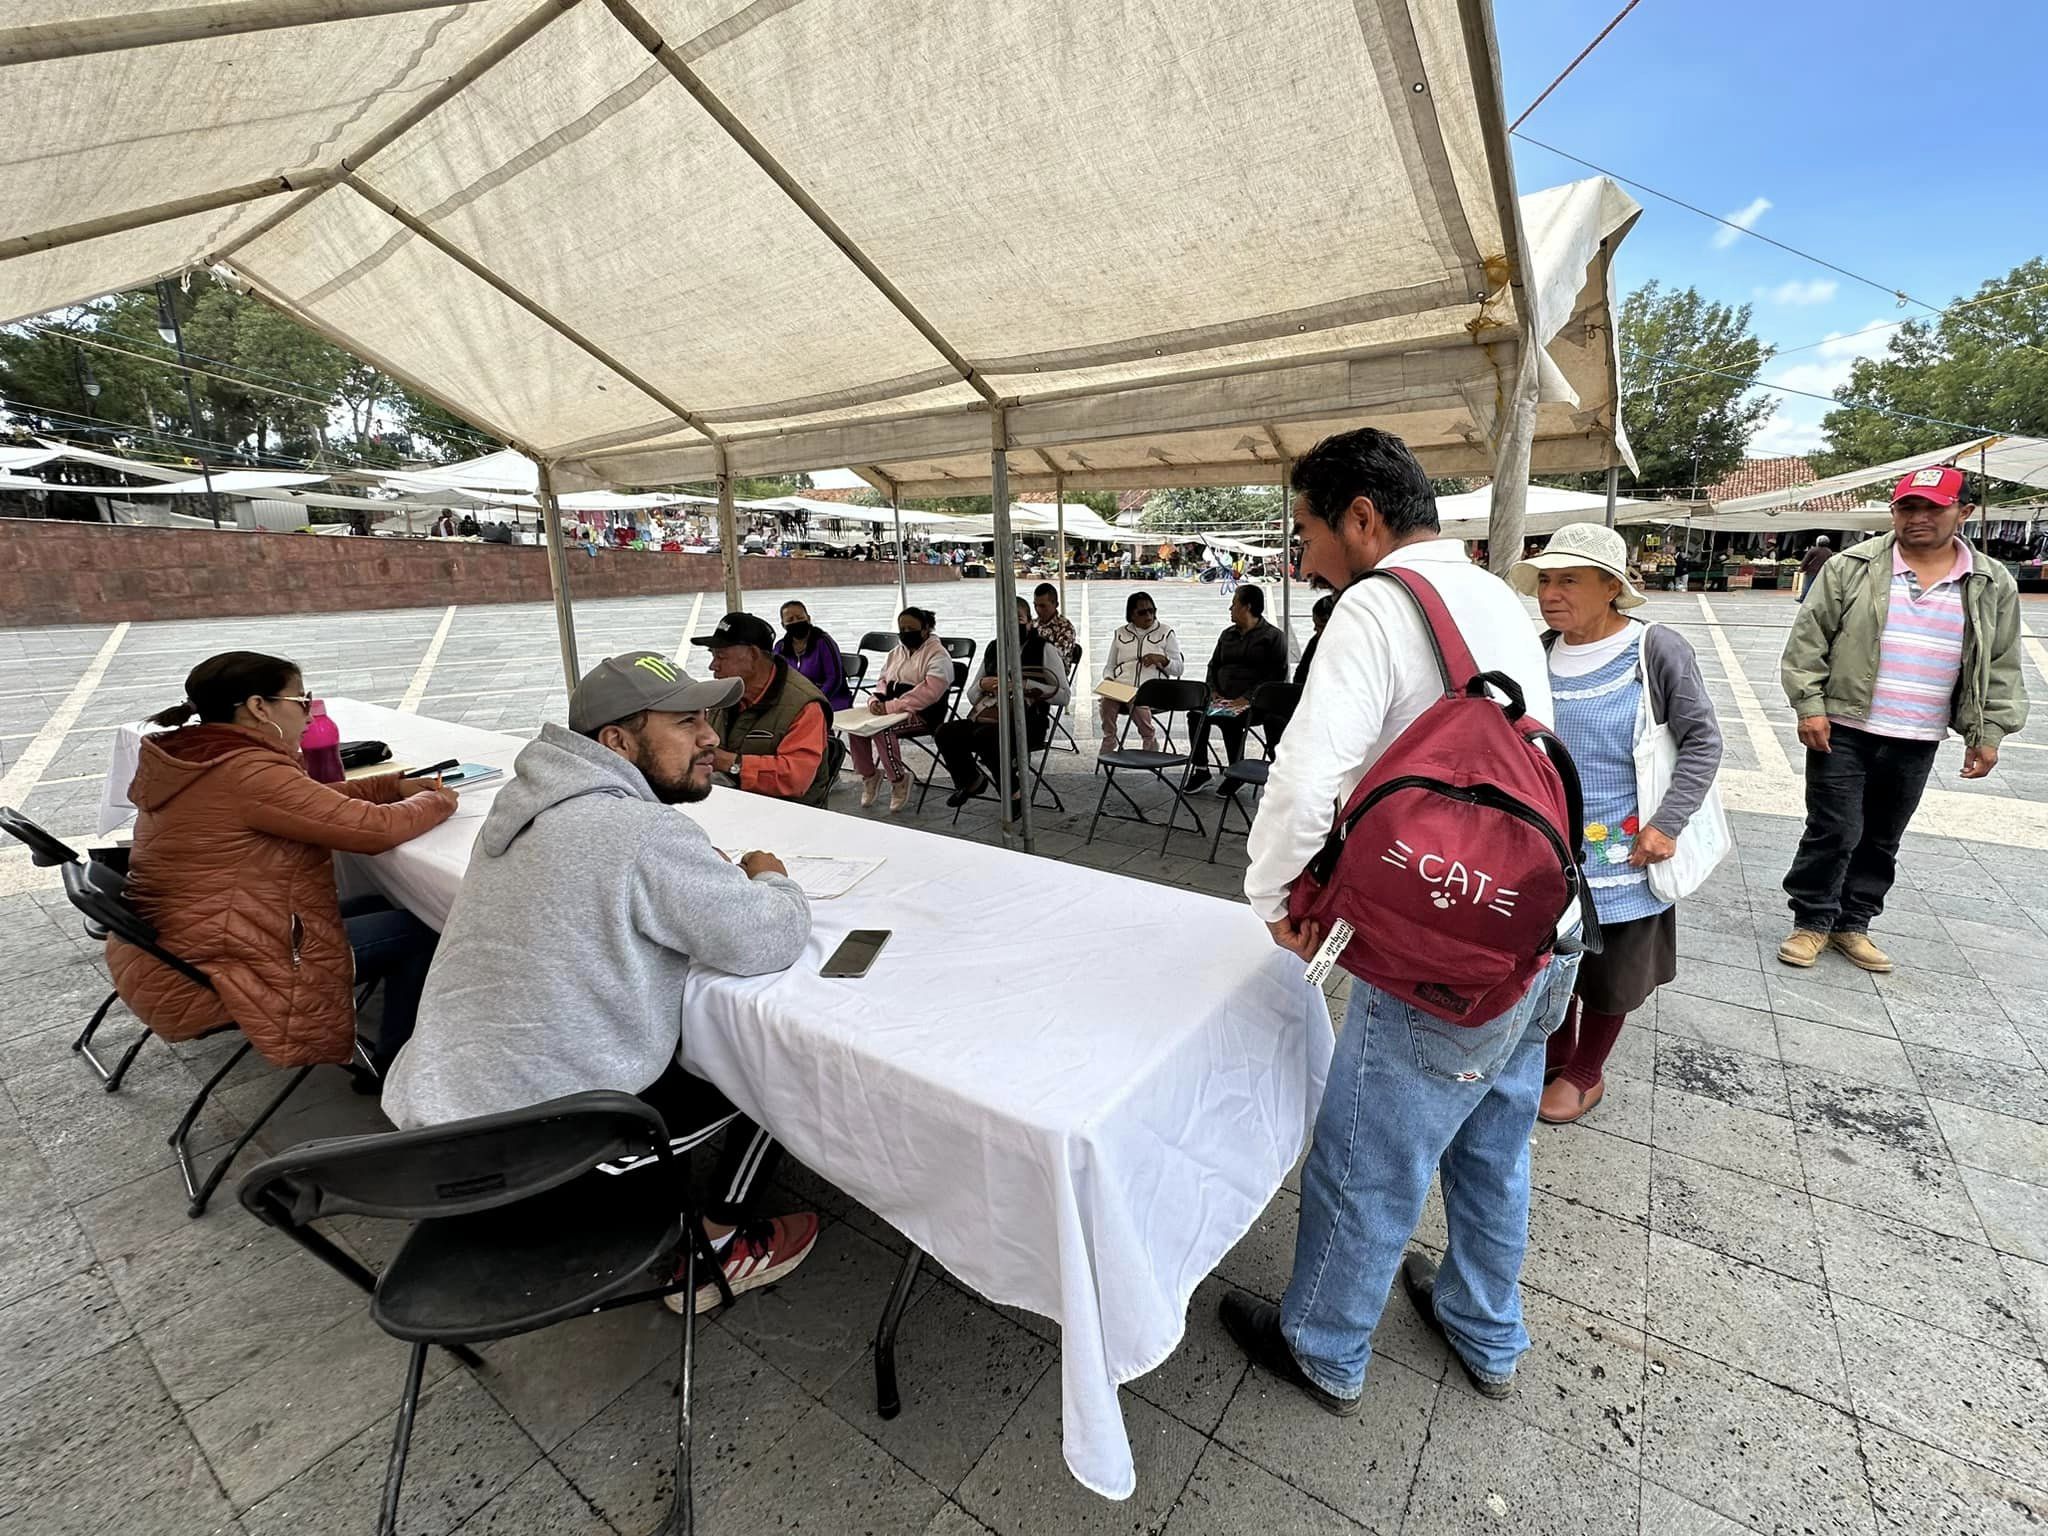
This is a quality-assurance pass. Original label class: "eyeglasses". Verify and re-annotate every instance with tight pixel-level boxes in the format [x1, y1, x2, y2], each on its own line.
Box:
[265, 694, 314, 708]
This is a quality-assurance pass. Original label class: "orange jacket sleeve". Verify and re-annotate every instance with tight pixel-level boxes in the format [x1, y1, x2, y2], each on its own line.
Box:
[237, 757, 455, 853]
[738, 703, 827, 799]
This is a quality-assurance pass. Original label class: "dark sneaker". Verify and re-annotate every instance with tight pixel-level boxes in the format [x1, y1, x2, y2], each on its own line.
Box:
[1185, 768, 1213, 791]
[1217, 1290, 1359, 1417]
[1399, 1252, 1513, 1398]
[667, 1212, 820, 1315]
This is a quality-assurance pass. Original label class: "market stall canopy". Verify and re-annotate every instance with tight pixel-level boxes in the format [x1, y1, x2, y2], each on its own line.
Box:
[0, 0, 1634, 516]
[1709, 433, 2048, 516]
[120, 469, 328, 495]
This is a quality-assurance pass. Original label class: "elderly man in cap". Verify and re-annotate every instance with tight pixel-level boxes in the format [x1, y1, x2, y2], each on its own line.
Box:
[693, 611, 835, 806]
[1779, 467, 2027, 973]
[384, 650, 821, 1314]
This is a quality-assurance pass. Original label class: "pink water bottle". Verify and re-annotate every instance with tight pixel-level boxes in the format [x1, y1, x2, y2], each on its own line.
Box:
[301, 699, 346, 784]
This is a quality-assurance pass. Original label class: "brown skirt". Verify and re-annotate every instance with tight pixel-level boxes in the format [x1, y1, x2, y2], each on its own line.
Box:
[1575, 906, 1678, 1016]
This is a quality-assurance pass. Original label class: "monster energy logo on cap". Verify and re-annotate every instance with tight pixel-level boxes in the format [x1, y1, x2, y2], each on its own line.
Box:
[568, 649, 740, 735]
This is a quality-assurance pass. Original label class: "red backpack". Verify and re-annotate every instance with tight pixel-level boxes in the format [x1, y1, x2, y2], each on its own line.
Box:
[1286, 566, 1595, 1025]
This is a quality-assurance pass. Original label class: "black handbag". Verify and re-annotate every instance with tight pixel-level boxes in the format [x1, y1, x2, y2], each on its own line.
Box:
[338, 740, 392, 771]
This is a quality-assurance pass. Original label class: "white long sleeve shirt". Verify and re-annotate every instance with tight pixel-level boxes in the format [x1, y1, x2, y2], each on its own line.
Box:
[1243, 539, 1554, 923]
[1101, 623, 1185, 688]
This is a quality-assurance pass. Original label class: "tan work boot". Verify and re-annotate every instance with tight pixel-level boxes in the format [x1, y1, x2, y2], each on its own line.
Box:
[1829, 931, 1894, 973]
[1777, 929, 1828, 968]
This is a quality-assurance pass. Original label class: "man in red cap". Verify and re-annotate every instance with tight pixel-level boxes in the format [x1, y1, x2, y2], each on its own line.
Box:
[1778, 467, 2026, 972]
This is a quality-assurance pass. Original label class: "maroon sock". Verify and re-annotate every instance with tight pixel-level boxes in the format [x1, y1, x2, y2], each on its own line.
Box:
[1562, 1007, 1627, 1090]
[1546, 999, 1580, 1075]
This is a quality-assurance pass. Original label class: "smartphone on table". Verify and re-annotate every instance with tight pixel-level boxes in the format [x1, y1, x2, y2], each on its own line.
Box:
[821, 929, 891, 978]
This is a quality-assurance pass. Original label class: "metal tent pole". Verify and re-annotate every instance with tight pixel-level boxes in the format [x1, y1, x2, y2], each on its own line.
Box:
[1055, 473, 1067, 610]
[536, 461, 581, 693]
[715, 466, 741, 612]
[1277, 460, 1292, 636]
[1604, 464, 1619, 529]
[990, 410, 1032, 853]
[892, 491, 907, 614]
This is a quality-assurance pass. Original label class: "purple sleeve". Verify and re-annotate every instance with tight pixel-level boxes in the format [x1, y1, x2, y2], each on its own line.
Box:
[814, 633, 852, 708]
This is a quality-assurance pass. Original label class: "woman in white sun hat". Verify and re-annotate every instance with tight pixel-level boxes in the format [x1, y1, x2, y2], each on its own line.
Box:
[1511, 523, 1725, 1125]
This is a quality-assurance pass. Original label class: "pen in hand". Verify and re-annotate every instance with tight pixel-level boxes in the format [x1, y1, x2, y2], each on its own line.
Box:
[404, 759, 459, 780]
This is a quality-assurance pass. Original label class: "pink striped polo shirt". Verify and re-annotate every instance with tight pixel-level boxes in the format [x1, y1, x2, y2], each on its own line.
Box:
[1838, 540, 1971, 742]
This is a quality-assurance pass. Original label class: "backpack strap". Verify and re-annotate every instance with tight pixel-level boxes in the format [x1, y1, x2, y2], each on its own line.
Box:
[1367, 566, 1481, 695]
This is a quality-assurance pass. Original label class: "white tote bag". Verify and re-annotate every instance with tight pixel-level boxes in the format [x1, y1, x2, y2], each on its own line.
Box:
[1632, 625, 1731, 902]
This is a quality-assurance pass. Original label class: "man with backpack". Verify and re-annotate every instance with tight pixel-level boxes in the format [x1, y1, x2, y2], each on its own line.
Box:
[1221, 427, 1585, 1414]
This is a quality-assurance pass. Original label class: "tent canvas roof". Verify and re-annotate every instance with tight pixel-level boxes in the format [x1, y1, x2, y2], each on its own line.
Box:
[1, 0, 1634, 536]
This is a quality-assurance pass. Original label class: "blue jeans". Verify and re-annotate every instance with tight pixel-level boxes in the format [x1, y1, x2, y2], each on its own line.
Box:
[1280, 952, 1581, 1398]
[342, 896, 438, 1069]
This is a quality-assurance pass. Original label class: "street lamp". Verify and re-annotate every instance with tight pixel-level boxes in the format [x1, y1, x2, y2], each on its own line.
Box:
[154, 278, 222, 528]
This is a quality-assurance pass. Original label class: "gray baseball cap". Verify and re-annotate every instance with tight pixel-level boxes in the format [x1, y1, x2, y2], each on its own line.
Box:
[568, 651, 740, 734]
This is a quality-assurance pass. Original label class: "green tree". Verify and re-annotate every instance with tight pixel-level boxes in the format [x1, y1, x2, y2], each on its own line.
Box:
[1612, 281, 1777, 493]
[1138, 484, 1284, 530]
[1813, 257, 2048, 475]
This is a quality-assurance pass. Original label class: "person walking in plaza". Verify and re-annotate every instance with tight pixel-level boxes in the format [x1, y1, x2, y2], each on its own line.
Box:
[849, 606, 953, 812]
[1796, 536, 1834, 602]
[694, 611, 834, 806]
[1512, 524, 1724, 1125]
[1779, 468, 2027, 972]
[1220, 426, 1580, 1413]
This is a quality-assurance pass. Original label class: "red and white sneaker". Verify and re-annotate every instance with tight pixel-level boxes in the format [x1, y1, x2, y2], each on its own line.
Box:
[665, 1212, 820, 1315]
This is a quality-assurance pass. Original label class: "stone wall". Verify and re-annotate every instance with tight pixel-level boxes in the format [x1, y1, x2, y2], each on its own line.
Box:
[0, 519, 958, 627]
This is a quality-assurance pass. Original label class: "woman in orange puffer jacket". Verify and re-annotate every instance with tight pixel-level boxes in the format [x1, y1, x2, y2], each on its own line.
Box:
[110, 651, 457, 1070]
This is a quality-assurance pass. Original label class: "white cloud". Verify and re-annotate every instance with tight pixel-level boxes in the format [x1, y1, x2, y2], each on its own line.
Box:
[1712, 196, 1772, 249]
[1761, 278, 1838, 306]
[1744, 320, 1894, 456]
[807, 467, 867, 489]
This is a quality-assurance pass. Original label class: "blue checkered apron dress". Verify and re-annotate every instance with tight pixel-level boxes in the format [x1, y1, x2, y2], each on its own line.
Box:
[1549, 635, 1673, 927]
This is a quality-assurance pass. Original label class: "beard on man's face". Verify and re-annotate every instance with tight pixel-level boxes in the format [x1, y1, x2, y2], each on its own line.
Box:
[629, 738, 715, 804]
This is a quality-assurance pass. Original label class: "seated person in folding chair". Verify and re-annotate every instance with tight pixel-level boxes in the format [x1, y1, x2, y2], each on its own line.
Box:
[110, 651, 455, 1078]
[1186, 584, 1289, 791]
[774, 599, 854, 712]
[693, 611, 834, 806]
[1031, 582, 1081, 671]
[848, 606, 953, 814]
[1099, 589, 1183, 754]
[383, 652, 820, 1314]
[939, 596, 1071, 815]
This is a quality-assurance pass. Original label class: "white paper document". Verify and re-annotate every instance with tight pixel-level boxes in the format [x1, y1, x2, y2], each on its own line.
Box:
[832, 707, 903, 738]
[719, 852, 885, 899]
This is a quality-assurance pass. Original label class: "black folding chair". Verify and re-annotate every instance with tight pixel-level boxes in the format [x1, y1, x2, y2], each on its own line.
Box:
[843, 651, 870, 699]
[1, 806, 142, 1088]
[238, 1092, 733, 1536]
[905, 653, 975, 811]
[851, 631, 895, 699]
[1206, 681, 1301, 863]
[949, 667, 1069, 823]
[1049, 648, 1083, 755]
[1086, 678, 1210, 852]
[60, 861, 320, 1217]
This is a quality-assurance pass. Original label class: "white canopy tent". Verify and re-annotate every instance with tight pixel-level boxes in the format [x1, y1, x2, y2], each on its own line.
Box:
[1708, 433, 2048, 517]
[1, 0, 1638, 873]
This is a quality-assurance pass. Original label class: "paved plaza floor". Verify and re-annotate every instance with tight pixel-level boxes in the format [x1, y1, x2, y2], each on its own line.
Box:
[2, 578, 2045, 1535]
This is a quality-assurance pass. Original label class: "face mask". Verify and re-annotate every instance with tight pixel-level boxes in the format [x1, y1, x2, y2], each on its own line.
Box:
[784, 621, 812, 644]
[898, 629, 924, 650]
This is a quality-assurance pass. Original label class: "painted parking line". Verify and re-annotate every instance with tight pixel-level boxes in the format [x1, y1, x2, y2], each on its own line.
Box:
[1696, 593, 1792, 779]
[0, 623, 128, 807]
[398, 606, 459, 714]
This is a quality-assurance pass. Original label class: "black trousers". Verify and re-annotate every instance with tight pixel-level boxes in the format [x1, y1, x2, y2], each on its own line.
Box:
[1186, 708, 1254, 770]
[1783, 724, 1939, 934]
[624, 1059, 782, 1227]
[937, 712, 1048, 790]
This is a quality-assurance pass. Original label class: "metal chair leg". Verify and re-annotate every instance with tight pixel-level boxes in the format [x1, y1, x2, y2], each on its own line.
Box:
[377, 1341, 430, 1536]
[660, 1235, 699, 1536]
[178, 1060, 313, 1218]
[73, 989, 125, 1082]
[170, 1041, 249, 1203]
[873, 1245, 926, 1420]
[102, 1026, 153, 1092]
[1085, 770, 1116, 845]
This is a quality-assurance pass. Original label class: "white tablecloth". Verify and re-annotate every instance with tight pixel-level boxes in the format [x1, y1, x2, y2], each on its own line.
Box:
[104, 700, 1332, 1499]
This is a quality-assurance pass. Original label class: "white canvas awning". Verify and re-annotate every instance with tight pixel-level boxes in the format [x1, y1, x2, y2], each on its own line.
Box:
[1709, 434, 2048, 516]
[120, 469, 328, 495]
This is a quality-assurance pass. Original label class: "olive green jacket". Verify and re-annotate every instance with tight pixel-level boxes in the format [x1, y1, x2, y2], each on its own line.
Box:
[1780, 532, 2027, 750]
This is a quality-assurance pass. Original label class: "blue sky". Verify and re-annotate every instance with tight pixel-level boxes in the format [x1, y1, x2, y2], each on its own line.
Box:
[1495, 0, 2048, 457]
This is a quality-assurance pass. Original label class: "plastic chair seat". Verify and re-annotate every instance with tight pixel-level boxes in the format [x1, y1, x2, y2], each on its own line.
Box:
[1222, 759, 1270, 786]
[373, 1169, 681, 1344]
[1099, 748, 1188, 771]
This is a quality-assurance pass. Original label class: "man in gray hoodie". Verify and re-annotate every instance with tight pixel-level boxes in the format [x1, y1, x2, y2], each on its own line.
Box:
[383, 650, 819, 1312]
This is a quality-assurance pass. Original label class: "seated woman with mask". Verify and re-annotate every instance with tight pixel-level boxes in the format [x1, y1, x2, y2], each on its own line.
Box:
[848, 607, 953, 813]
[109, 651, 457, 1077]
[772, 599, 854, 712]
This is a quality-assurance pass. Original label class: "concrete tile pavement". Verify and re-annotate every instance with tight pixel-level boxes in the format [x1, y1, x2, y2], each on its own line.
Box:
[1, 584, 2045, 1534]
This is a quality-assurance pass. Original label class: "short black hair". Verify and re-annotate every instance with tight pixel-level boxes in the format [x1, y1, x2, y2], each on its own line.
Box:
[1235, 583, 1265, 617]
[577, 708, 647, 743]
[1125, 590, 1156, 620]
[1033, 582, 1058, 603]
[779, 599, 807, 616]
[1312, 593, 1338, 624]
[150, 651, 299, 729]
[1291, 426, 1437, 536]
